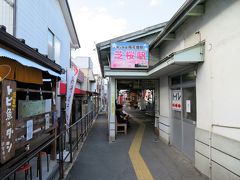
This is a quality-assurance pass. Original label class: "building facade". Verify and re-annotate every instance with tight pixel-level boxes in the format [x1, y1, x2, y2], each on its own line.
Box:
[0, 0, 79, 72]
[151, 1, 240, 179]
[0, 0, 80, 117]
[72, 57, 98, 116]
[0, 0, 80, 178]
[97, 0, 240, 179]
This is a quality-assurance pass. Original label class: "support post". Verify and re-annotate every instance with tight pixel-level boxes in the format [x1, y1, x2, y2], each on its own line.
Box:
[108, 77, 116, 142]
[69, 126, 73, 163]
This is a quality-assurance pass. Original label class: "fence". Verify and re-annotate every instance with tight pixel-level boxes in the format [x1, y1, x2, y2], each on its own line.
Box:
[0, 110, 97, 180]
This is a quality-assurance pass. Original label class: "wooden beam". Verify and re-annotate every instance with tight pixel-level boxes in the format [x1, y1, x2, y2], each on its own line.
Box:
[16, 88, 53, 94]
[188, 5, 204, 16]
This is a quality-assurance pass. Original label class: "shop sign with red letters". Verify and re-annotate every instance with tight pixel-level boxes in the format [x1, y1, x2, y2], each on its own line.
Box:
[172, 90, 182, 111]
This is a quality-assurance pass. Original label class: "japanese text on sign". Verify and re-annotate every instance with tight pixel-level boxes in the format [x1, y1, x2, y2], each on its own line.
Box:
[66, 67, 79, 128]
[172, 90, 182, 111]
[1, 80, 16, 163]
[111, 42, 149, 69]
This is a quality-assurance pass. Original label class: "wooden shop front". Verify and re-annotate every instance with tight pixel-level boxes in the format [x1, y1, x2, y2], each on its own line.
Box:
[0, 27, 63, 176]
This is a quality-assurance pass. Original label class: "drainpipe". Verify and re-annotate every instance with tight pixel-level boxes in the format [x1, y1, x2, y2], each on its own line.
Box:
[209, 124, 213, 180]
[13, 0, 17, 36]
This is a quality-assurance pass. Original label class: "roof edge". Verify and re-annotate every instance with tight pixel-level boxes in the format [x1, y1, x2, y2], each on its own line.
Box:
[0, 28, 63, 73]
[96, 22, 167, 48]
[150, 0, 203, 49]
[59, 0, 80, 48]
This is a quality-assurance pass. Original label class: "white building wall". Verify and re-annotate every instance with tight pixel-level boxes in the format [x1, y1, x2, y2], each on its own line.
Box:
[199, 0, 240, 141]
[158, 0, 240, 141]
[80, 69, 95, 92]
[0, 0, 14, 35]
[80, 76, 88, 91]
[16, 0, 72, 80]
[72, 57, 95, 88]
[73, 57, 91, 69]
[156, 0, 240, 178]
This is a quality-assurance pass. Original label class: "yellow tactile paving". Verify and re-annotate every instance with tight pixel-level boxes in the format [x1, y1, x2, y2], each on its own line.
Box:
[128, 121, 154, 180]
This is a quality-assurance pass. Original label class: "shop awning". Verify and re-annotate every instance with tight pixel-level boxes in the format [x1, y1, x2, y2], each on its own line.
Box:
[59, 82, 86, 95]
[0, 57, 43, 84]
[0, 47, 61, 77]
[148, 43, 204, 77]
[104, 43, 204, 78]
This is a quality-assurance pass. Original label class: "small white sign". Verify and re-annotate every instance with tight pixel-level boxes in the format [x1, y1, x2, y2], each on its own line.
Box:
[45, 99, 52, 113]
[26, 120, 33, 140]
[172, 90, 182, 111]
[45, 113, 50, 130]
[186, 100, 191, 113]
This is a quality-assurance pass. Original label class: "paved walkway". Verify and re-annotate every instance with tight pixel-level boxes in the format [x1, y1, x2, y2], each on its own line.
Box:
[67, 109, 207, 180]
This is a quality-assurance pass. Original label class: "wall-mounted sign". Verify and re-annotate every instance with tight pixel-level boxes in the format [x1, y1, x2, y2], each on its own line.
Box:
[18, 99, 52, 119]
[45, 113, 50, 130]
[186, 100, 191, 113]
[26, 120, 33, 141]
[172, 90, 182, 111]
[111, 42, 149, 69]
[1, 80, 16, 163]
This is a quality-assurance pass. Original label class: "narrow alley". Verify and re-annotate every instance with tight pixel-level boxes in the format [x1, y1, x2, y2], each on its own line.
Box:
[67, 107, 207, 180]
[1, 0, 240, 180]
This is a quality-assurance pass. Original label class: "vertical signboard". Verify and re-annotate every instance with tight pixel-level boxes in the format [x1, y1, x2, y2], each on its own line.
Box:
[111, 42, 149, 69]
[1, 80, 16, 163]
[45, 113, 50, 129]
[172, 90, 182, 111]
[186, 100, 191, 113]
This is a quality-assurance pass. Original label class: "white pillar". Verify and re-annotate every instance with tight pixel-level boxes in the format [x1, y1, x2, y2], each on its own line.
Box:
[108, 77, 116, 142]
[154, 79, 160, 135]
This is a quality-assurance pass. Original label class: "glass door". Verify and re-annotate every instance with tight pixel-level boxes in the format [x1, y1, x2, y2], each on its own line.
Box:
[170, 72, 196, 161]
[171, 88, 182, 151]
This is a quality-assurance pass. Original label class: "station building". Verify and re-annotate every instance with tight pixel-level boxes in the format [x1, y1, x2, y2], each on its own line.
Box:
[97, 0, 240, 179]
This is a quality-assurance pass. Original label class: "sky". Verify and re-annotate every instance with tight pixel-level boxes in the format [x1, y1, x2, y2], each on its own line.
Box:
[68, 0, 186, 74]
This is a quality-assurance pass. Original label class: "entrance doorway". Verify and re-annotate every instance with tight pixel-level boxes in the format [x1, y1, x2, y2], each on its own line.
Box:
[170, 72, 196, 160]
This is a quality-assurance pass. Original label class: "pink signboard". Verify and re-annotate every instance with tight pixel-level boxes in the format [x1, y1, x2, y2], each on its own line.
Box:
[111, 42, 149, 69]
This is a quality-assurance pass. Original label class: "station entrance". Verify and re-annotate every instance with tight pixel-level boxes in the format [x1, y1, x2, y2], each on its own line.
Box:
[108, 78, 159, 141]
[116, 79, 156, 114]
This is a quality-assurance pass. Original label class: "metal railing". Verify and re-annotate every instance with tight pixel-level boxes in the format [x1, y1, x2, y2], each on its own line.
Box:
[58, 110, 96, 176]
[0, 110, 98, 180]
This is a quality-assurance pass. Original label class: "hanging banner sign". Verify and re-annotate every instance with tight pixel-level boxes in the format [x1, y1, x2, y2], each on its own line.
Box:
[66, 67, 79, 128]
[71, 61, 84, 82]
[1, 80, 16, 163]
[172, 90, 182, 111]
